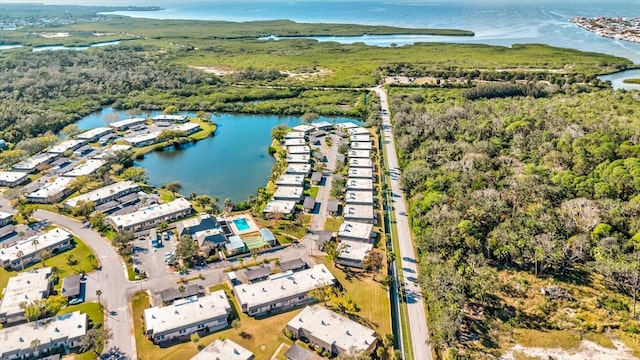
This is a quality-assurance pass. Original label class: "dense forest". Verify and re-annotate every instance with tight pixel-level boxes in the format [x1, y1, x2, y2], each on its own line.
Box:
[390, 87, 640, 356]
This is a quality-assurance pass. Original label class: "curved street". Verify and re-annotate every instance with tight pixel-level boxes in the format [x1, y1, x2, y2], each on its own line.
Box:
[373, 86, 433, 360]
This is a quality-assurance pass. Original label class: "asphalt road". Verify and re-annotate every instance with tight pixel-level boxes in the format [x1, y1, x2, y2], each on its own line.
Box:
[373, 86, 433, 360]
[310, 132, 340, 231]
[34, 210, 134, 359]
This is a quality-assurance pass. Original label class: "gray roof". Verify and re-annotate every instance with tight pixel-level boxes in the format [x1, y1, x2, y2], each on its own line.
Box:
[327, 199, 340, 212]
[284, 343, 322, 360]
[61, 274, 82, 298]
[279, 258, 307, 272]
[311, 172, 323, 182]
[260, 228, 276, 243]
[0, 225, 15, 239]
[245, 265, 272, 282]
[316, 231, 334, 243]
[158, 284, 201, 303]
[303, 196, 316, 210]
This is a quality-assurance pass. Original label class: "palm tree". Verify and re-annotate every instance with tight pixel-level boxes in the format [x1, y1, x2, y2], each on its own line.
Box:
[252, 253, 258, 265]
[178, 285, 186, 298]
[96, 290, 103, 308]
[87, 254, 97, 268]
[32, 239, 39, 263]
[16, 250, 25, 270]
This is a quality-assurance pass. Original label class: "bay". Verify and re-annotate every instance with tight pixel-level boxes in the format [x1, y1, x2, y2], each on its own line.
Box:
[105, 0, 640, 63]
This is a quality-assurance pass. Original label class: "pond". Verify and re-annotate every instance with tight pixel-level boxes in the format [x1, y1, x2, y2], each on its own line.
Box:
[75, 108, 363, 202]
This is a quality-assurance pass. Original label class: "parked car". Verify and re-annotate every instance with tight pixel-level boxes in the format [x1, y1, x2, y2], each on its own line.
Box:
[68, 298, 84, 305]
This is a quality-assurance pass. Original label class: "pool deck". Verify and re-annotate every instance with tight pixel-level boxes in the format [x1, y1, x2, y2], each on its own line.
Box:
[225, 213, 261, 236]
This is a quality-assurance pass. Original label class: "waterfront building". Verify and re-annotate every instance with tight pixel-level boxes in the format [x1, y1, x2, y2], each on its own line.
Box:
[263, 200, 296, 215]
[64, 181, 140, 209]
[107, 198, 193, 232]
[47, 139, 85, 154]
[75, 127, 114, 142]
[109, 117, 146, 131]
[62, 159, 105, 178]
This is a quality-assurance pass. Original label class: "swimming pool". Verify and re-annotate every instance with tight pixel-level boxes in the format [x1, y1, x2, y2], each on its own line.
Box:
[233, 218, 250, 231]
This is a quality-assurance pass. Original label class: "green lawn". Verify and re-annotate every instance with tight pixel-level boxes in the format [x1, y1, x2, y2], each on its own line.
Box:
[132, 286, 297, 360]
[59, 302, 105, 360]
[0, 235, 96, 296]
[324, 216, 343, 232]
[322, 258, 392, 338]
[304, 186, 319, 198]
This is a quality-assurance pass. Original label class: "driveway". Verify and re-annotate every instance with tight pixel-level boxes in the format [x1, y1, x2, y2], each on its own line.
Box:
[373, 86, 433, 360]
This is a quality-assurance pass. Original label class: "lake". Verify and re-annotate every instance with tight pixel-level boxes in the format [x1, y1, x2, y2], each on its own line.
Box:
[76, 108, 361, 202]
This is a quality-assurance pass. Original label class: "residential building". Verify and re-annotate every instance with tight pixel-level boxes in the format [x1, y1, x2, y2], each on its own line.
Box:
[350, 141, 373, 151]
[336, 240, 374, 269]
[286, 154, 310, 164]
[326, 199, 340, 215]
[76, 127, 114, 142]
[303, 197, 316, 212]
[347, 168, 373, 179]
[60, 274, 82, 301]
[311, 121, 333, 130]
[348, 158, 373, 169]
[259, 229, 277, 246]
[284, 138, 306, 147]
[345, 190, 374, 206]
[245, 265, 272, 283]
[0, 311, 87, 360]
[291, 124, 315, 134]
[92, 144, 132, 160]
[172, 122, 201, 135]
[274, 186, 304, 201]
[64, 181, 140, 209]
[263, 200, 296, 215]
[109, 117, 146, 131]
[177, 213, 220, 237]
[347, 149, 371, 159]
[225, 235, 247, 255]
[343, 204, 375, 224]
[349, 134, 371, 143]
[47, 139, 85, 154]
[196, 228, 228, 250]
[285, 305, 377, 356]
[234, 264, 336, 316]
[144, 291, 232, 344]
[192, 339, 255, 360]
[346, 178, 374, 191]
[62, 159, 105, 178]
[158, 284, 202, 304]
[310, 172, 322, 185]
[280, 258, 308, 273]
[0, 228, 73, 270]
[347, 127, 370, 136]
[277, 174, 305, 187]
[287, 145, 311, 155]
[124, 131, 161, 147]
[337, 221, 374, 242]
[12, 153, 58, 173]
[285, 131, 306, 140]
[26, 177, 74, 203]
[108, 198, 193, 232]
[0, 212, 14, 227]
[336, 122, 359, 131]
[285, 164, 312, 175]
[0, 268, 52, 324]
[0, 171, 28, 187]
[152, 114, 189, 126]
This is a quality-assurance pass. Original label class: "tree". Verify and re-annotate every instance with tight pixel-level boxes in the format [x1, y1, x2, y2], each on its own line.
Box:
[80, 326, 113, 354]
[331, 175, 346, 199]
[87, 253, 97, 268]
[39, 249, 52, 266]
[90, 212, 108, 232]
[231, 319, 241, 331]
[176, 234, 200, 263]
[72, 200, 96, 221]
[16, 250, 25, 270]
[157, 129, 186, 143]
[44, 295, 67, 316]
[362, 250, 384, 273]
[24, 302, 42, 322]
[61, 124, 81, 137]
[178, 285, 186, 298]
[190, 332, 200, 345]
[252, 253, 258, 265]
[325, 241, 339, 262]
[17, 203, 36, 222]
[163, 181, 183, 198]
[66, 254, 77, 266]
[271, 124, 288, 142]
[308, 286, 335, 305]
[121, 167, 148, 183]
[96, 290, 103, 308]
[301, 112, 319, 123]
[113, 231, 135, 249]
[163, 105, 179, 114]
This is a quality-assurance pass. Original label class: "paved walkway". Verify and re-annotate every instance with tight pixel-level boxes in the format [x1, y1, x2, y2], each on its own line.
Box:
[373, 86, 433, 360]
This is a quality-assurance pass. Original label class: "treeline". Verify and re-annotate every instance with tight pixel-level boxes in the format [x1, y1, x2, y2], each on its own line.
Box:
[390, 88, 640, 353]
[462, 83, 548, 100]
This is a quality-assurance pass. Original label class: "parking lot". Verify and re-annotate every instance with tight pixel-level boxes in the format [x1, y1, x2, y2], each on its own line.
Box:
[131, 231, 176, 279]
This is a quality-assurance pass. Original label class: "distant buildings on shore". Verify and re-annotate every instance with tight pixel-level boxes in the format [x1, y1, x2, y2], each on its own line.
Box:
[571, 16, 640, 44]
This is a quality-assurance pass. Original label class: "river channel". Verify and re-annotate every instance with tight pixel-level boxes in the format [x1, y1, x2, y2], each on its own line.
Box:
[76, 108, 362, 202]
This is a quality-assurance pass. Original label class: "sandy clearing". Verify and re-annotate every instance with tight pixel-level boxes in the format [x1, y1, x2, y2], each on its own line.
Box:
[502, 339, 636, 360]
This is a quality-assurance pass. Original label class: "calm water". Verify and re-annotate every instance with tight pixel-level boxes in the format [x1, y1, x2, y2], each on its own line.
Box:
[31, 41, 122, 52]
[105, 0, 640, 62]
[76, 108, 360, 202]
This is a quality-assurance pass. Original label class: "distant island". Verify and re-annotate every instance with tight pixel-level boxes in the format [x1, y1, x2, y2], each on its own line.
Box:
[571, 16, 640, 43]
